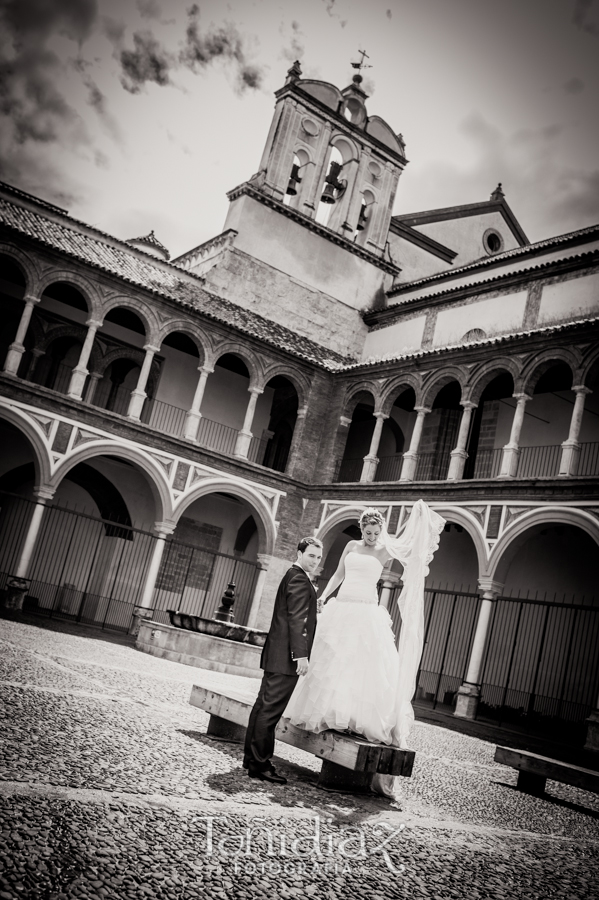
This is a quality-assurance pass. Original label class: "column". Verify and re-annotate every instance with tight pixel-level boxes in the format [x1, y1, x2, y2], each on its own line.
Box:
[234, 387, 263, 459]
[447, 401, 477, 481]
[67, 318, 102, 400]
[342, 148, 371, 234]
[24, 348, 45, 381]
[399, 407, 431, 482]
[360, 411, 388, 483]
[127, 344, 159, 420]
[499, 393, 531, 478]
[83, 371, 102, 405]
[284, 405, 308, 477]
[454, 580, 503, 719]
[378, 571, 402, 610]
[584, 687, 599, 753]
[131, 522, 175, 636]
[14, 487, 56, 580]
[302, 122, 333, 214]
[559, 385, 592, 477]
[3, 294, 39, 375]
[184, 364, 214, 441]
[245, 554, 271, 630]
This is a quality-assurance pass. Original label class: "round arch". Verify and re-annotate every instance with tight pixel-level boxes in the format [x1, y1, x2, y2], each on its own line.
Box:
[100, 297, 156, 342]
[315, 505, 369, 561]
[50, 441, 172, 523]
[155, 321, 208, 364]
[421, 368, 466, 408]
[209, 344, 262, 389]
[260, 365, 309, 409]
[380, 375, 420, 415]
[36, 323, 85, 354]
[466, 358, 520, 405]
[429, 505, 488, 580]
[342, 383, 379, 417]
[0, 404, 53, 488]
[329, 132, 359, 163]
[38, 271, 99, 314]
[95, 345, 145, 377]
[488, 506, 599, 584]
[578, 346, 599, 387]
[519, 349, 581, 395]
[172, 479, 277, 556]
[0, 244, 37, 295]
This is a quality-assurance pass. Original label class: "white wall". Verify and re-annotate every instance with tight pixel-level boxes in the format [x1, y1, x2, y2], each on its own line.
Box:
[361, 314, 426, 360]
[412, 211, 521, 266]
[538, 273, 599, 326]
[432, 291, 528, 349]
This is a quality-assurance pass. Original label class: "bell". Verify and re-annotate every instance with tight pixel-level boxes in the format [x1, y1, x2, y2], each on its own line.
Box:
[286, 164, 302, 196]
[356, 205, 368, 231]
[320, 183, 336, 204]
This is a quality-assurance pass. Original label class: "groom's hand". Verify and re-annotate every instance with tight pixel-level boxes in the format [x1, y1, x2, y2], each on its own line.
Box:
[296, 658, 309, 676]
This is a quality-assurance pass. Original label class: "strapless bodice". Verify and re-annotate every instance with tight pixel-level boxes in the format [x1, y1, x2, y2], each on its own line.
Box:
[336, 551, 384, 604]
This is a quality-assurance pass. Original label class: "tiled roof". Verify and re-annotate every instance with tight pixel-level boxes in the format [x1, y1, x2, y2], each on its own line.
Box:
[127, 230, 170, 259]
[386, 223, 599, 302]
[0, 189, 353, 370]
[345, 316, 599, 372]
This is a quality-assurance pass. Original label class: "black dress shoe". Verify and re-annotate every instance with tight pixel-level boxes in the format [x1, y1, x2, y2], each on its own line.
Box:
[248, 767, 287, 785]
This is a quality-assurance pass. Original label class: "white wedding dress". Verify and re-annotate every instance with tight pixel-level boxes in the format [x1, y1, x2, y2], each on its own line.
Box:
[284, 551, 400, 744]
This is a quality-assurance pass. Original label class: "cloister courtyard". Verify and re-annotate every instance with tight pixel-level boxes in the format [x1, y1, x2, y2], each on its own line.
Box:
[0, 614, 596, 900]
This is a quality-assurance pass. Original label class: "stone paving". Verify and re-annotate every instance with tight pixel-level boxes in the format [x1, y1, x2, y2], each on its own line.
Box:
[0, 619, 597, 900]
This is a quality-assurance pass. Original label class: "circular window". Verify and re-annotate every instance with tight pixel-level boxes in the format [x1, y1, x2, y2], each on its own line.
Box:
[301, 117, 320, 136]
[483, 229, 503, 255]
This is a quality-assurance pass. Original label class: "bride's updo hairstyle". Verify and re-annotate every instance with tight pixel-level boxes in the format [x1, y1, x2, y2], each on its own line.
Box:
[359, 508, 385, 530]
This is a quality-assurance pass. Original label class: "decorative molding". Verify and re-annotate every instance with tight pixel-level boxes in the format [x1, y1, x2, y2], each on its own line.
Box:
[464, 506, 486, 528]
[504, 506, 533, 528]
[26, 412, 53, 437]
[73, 428, 102, 448]
[147, 452, 173, 477]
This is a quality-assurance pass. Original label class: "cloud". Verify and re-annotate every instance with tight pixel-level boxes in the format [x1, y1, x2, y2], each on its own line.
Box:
[386, 9, 392, 19]
[281, 20, 305, 63]
[321, 0, 347, 27]
[120, 29, 174, 93]
[573, 0, 599, 36]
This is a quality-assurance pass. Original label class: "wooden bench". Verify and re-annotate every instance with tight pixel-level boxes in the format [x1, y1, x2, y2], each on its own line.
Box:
[190, 683, 415, 794]
[494, 746, 599, 797]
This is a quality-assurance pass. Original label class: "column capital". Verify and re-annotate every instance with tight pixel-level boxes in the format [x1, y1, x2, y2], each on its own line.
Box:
[414, 406, 432, 415]
[572, 384, 593, 396]
[512, 392, 532, 402]
[373, 410, 389, 420]
[85, 318, 103, 330]
[296, 405, 308, 419]
[256, 553, 271, 570]
[33, 486, 56, 503]
[249, 386, 264, 395]
[23, 294, 40, 305]
[460, 400, 477, 410]
[154, 521, 176, 538]
[339, 415, 352, 427]
[476, 579, 504, 599]
[143, 343, 160, 354]
[198, 363, 215, 374]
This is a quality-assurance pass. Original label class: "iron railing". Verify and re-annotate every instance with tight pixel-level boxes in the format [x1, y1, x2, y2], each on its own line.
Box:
[142, 398, 187, 437]
[0, 491, 259, 633]
[334, 457, 364, 483]
[516, 444, 561, 478]
[387, 584, 599, 739]
[374, 455, 404, 482]
[578, 441, 599, 475]
[468, 448, 504, 479]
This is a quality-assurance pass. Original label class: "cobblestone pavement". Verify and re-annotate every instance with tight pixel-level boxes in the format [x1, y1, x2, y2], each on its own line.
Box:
[0, 619, 597, 900]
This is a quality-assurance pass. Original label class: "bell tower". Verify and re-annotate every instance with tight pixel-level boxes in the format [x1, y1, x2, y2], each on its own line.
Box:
[178, 63, 408, 359]
[237, 61, 407, 257]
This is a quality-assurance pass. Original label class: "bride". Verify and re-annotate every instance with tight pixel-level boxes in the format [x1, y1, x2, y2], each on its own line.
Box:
[284, 500, 445, 798]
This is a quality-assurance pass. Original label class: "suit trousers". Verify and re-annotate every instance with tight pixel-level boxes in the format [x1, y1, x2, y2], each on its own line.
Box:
[243, 671, 298, 772]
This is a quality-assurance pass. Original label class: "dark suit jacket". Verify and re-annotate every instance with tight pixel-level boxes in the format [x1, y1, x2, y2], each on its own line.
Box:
[260, 564, 318, 676]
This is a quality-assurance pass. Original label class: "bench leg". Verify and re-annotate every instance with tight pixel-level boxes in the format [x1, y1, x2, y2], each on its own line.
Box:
[516, 770, 546, 797]
[206, 714, 246, 743]
[318, 760, 374, 794]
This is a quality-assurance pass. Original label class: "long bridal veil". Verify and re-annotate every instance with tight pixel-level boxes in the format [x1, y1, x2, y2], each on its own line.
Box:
[371, 499, 446, 799]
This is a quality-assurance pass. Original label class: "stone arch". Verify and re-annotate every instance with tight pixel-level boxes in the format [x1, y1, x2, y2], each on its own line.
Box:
[0, 242, 38, 294]
[36, 323, 86, 354]
[342, 382, 379, 417]
[94, 346, 145, 377]
[579, 346, 599, 387]
[519, 348, 581, 395]
[487, 506, 599, 583]
[100, 296, 157, 342]
[38, 270, 100, 315]
[380, 374, 420, 415]
[422, 367, 466, 408]
[427, 505, 488, 579]
[0, 402, 52, 488]
[172, 479, 277, 556]
[466, 358, 521, 405]
[329, 132, 359, 163]
[209, 343, 261, 389]
[155, 320, 208, 364]
[260, 364, 310, 409]
[315, 505, 368, 560]
[50, 441, 172, 524]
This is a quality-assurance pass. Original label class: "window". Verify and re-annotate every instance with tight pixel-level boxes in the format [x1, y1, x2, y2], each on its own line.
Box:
[483, 229, 503, 255]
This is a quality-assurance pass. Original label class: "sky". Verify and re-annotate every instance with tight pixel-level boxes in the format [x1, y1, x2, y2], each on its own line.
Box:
[1, 0, 598, 258]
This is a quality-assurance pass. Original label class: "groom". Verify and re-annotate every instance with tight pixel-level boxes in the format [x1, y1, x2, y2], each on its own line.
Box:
[243, 536, 323, 784]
